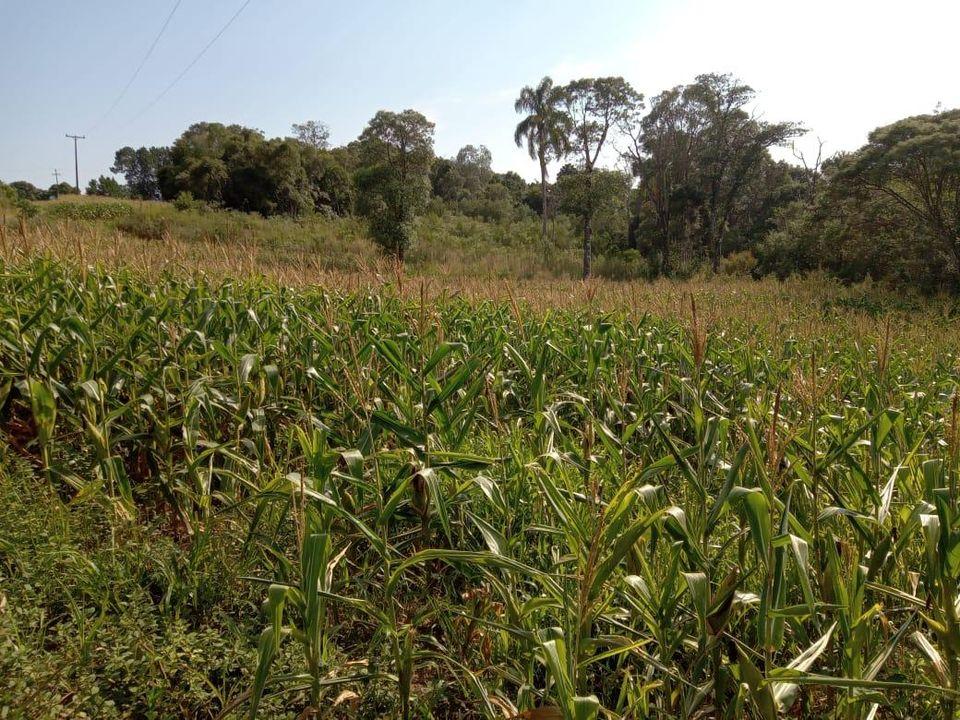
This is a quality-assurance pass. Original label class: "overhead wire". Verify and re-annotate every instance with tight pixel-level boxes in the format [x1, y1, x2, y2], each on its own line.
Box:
[85, 0, 183, 134]
[124, 0, 253, 127]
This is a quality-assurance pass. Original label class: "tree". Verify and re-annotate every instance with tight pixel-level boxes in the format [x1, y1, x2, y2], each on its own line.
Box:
[496, 171, 527, 206]
[624, 74, 800, 273]
[291, 120, 331, 150]
[623, 86, 704, 274]
[226, 137, 314, 215]
[430, 145, 494, 204]
[9, 181, 43, 201]
[355, 110, 435, 260]
[87, 175, 128, 198]
[47, 182, 78, 198]
[514, 77, 569, 245]
[112, 146, 170, 200]
[157, 123, 260, 203]
[558, 167, 632, 255]
[683, 74, 801, 271]
[154, 122, 351, 216]
[454, 144, 493, 196]
[302, 146, 354, 216]
[836, 109, 960, 284]
[562, 76, 643, 277]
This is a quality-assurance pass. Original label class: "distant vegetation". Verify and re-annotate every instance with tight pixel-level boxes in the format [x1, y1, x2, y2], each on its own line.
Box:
[3, 72, 959, 291]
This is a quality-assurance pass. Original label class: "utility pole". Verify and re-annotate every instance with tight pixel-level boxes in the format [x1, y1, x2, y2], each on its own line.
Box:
[52, 169, 62, 199]
[65, 133, 85, 193]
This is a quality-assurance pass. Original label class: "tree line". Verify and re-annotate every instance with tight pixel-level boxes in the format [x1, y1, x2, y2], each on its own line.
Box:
[5, 180, 80, 202]
[3, 71, 958, 289]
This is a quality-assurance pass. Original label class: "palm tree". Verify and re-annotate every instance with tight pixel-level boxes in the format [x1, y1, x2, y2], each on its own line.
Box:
[514, 77, 569, 243]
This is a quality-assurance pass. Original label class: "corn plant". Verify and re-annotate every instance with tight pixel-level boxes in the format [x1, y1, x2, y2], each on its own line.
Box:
[4, 257, 960, 718]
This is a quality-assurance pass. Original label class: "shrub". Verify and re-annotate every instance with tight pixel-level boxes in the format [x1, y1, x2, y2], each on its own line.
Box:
[14, 197, 38, 218]
[595, 249, 651, 280]
[173, 191, 209, 213]
[720, 249, 758, 276]
[116, 211, 170, 241]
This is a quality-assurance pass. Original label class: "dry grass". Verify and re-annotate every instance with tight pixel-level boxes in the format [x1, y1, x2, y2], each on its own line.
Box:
[2, 217, 958, 366]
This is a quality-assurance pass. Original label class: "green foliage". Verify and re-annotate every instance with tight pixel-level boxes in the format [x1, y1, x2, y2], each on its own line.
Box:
[626, 73, 802, 275]
[14, 196, 38, 218]
[172, 190, 208, 212]
[48, 181, 79, 198]
[556, 167, 632, 254]
[562, 76, 643, 170]
[115, 210, 171, 240]
[355, 110, 435, 259]
[1, 257, 959, 719]
[560, 75, 643, 277]
[0, 450, 265, 719]
[9, 180, 44, 201]
[3, 180, 79, 203]
[594, 248, 651, 280]
[155, 123, 353, 218]
[430, 148, 533, 224]
[290, 120, 330, 150]
[46, 199, 133, 221]
[761, 118, 960, 292]
[87, 175, 129, 198]
[834, 109, 960, 287]
[112, 146, 169, 200]
[514, 76, 570, 243]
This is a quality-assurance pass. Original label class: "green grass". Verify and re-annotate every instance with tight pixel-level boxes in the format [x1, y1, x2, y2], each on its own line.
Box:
[1, 257, 959, 718]
[12, 195, 610, 280]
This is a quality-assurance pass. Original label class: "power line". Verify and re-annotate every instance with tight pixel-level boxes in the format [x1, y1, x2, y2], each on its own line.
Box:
[126, 0, 253, 126]
[86, 0, 183, 133]
[52, 169, 62, 199]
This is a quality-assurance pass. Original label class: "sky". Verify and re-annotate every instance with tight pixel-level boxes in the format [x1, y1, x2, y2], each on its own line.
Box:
[2, 0, 959, 189]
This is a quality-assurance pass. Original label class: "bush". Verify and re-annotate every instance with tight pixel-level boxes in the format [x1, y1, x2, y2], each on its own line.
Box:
[0, 181, 16, 208]
[14, 197, 38, 218]
[595, 249, 651, 281]
[173, 191, 210, 213]
[720, 249, 758, 276]
[116, 211, 170, 241]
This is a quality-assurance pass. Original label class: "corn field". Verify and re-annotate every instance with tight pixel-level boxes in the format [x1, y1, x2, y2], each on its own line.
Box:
[2, 256, 960, 719]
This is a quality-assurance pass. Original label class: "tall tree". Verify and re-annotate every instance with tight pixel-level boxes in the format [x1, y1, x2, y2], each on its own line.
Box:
[557, 167, 633, 258]
[291, 120, 331, 150]
[562, 76, 643, 277]
[455, 144, 493, 196]
[355, 110, 435, 260]
[683, 74, 801, 271]
[112, 146, 170, 200]
[836, 108, 960, 284]
[624, 74, 800, 273]
[514, 77, 569, 245]
[623, 86, 705, 274]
